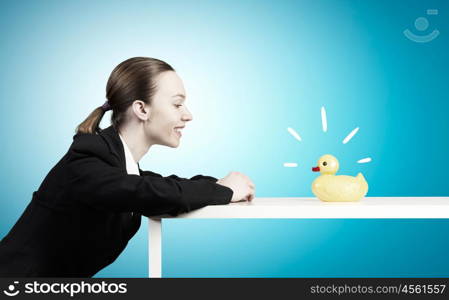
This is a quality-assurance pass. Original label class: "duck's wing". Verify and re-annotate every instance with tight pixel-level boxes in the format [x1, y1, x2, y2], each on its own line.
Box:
[313, 177, 343, 201]
[314, 182, 334, 201]
[325, 176, 365, 201]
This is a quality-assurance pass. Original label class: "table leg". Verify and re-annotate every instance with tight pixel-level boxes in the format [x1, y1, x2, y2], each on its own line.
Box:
[148, 218, 162, 278]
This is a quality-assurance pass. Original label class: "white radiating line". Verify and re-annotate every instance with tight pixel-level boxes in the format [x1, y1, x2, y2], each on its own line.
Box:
[342, 127, 359, 144]
[287, 127, 302, 141]
[283, 163, 298, 167]
[321, 106, 327, 132]
[357, 157, 372, 163]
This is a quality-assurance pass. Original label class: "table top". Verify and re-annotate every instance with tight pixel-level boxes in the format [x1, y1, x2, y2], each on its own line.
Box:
[158, 197, 449, 219]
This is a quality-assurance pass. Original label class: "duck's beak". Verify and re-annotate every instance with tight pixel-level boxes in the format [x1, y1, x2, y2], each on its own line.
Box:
[312, 166, 320, 172]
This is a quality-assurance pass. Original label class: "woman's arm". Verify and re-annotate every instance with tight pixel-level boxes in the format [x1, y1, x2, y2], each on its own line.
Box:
[67, 155, 232, 217]
[139, 169, 218, 183]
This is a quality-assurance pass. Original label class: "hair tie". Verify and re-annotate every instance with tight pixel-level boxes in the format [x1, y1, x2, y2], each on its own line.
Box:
[101, 100, 111, 111]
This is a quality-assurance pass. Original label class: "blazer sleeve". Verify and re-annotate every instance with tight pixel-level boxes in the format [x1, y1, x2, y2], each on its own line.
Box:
[67, 153, 233, 217]
[139, 169, 218, 183]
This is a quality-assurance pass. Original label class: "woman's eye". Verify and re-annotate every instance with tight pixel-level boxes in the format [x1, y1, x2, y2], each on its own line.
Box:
[175, 104, 182, 108]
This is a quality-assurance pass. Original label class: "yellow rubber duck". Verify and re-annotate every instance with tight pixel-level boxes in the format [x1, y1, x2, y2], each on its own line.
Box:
[311, 154, 368, 202]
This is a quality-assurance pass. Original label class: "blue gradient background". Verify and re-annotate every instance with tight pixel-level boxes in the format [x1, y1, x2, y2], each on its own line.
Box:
[0, 0, 448, 277]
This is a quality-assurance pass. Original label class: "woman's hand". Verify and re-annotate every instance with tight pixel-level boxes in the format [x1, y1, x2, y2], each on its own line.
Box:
[216, 172, 255, 202]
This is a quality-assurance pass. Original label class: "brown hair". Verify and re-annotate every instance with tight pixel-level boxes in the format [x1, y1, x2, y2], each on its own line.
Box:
[75, 57, 175, 134]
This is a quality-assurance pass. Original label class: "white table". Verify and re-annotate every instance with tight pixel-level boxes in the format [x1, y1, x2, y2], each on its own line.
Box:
[148, 197, 449, 278]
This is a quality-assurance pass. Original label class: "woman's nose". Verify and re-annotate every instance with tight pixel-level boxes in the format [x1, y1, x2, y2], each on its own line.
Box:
[182, 107, 193, 122]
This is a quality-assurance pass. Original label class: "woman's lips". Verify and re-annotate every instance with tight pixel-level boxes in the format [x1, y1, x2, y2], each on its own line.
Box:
[174, 128, 182, 138]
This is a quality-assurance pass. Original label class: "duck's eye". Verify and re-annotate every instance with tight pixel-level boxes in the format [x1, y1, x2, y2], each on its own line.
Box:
[323, 161, 327, 166]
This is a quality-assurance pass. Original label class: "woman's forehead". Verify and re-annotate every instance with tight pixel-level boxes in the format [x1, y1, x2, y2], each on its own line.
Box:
[156, 71, 186, 96]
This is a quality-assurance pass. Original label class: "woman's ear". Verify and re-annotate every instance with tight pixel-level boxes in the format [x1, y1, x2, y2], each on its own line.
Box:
[132, 100, 151, 121]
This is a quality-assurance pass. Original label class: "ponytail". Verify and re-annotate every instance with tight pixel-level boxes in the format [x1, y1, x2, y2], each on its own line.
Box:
[75, 106, 106, 134]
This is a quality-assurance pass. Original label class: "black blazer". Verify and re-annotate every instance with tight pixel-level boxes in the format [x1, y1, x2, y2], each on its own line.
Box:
[0, 126, 233, 277]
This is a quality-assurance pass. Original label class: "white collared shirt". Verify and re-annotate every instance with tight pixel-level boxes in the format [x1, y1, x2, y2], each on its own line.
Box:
[119, 134, 140, 217]
[118, 134, 140, 176]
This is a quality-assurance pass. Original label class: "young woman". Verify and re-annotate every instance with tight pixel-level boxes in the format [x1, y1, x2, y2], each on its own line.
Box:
[0, 57, 255, 277]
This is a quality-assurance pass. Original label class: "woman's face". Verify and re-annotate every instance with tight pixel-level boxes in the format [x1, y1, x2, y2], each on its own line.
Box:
[144, 71, 193, 148]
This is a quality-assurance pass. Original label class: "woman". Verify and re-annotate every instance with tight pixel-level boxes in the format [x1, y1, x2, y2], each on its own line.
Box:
[0, 57, 255, 277]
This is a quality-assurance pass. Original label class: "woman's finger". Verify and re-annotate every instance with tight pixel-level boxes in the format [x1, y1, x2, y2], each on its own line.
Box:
[247, 180, 255, 188]
[248, 193, 255, 201]
[240, 173, 254, 187]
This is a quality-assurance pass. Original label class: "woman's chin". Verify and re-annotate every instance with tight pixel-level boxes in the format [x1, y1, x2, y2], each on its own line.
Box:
[168, 138, 180, 148]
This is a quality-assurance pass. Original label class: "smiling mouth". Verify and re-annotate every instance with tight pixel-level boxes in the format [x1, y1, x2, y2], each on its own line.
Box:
[174, 127, 183, 137]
